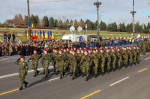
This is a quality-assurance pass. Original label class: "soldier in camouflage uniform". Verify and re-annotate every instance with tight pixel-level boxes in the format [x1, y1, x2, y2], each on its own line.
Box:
[41, 49, 51, 78]
[127, 46, 133, 66]
[122, 47, 128, 66]
[105, 48, 111, 72]
[92, 49, 99, 77]
[80, 50, 91, 81]
[28, 49, 40, 77]
[132, 46, 137, 65]
[15, 56, 28, 90]
[99, 48, 105, 75]
[116, 47, 122, 69]
[69, 50, 77, 79]
[57, 50, 65, 79]
[110, 48, 116, 71]
[142, 42, 146, 54]
[136, 46, 141, 63]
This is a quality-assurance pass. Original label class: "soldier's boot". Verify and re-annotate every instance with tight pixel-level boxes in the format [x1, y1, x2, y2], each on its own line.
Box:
[24, 81, 28, 88]
[70, 72, 73, 76]
[95, 74, 98, 78]
[55, 71, 59, 75]
[48, 70, 50, 75]
[34, 72, 37, 77]
[44, 74, 48, 78]
[63, 71, 65, 77]
[19, 86, 23, 90]
[82, 73, 85, 77]
[72, 74, 76, 80]
[37, 70, 40, 76]
[134, 62, 136, 65]
[60, 75, 63, 79]
[85, 76, 89, 81]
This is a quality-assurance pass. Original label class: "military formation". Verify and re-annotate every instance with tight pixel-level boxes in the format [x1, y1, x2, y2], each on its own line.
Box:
[15, 40, 150, 90]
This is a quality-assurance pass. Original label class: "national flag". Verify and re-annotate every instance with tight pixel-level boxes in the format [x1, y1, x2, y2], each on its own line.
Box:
[25, 30, 27, 37]
[51, 32, 55, 39]
[43, 30, 45, 39]
[45, 31, 48, 39]
[40, 30, 42, 38]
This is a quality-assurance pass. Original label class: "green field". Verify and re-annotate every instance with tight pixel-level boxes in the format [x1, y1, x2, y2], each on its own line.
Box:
[0, 28, 128, 34]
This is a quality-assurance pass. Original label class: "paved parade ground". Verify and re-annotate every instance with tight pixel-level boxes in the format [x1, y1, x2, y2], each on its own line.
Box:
[0, 53, 150, 99]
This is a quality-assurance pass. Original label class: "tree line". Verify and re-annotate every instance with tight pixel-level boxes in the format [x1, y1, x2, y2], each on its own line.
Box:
[5, 14, 150, 33]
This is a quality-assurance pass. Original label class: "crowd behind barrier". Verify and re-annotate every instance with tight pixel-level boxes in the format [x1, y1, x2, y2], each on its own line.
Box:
[0, 37, 150, 57]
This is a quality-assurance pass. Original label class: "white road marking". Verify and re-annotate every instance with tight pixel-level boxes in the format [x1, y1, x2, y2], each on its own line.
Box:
[48, 77, 60, 82]
[109, 77, 130, 87]
[145, 57, 150, 60]
[0, 66, 53, 80]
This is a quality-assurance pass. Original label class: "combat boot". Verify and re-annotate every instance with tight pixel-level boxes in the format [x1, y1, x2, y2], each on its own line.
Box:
[85, 76, 89, 81]
[82, 73, 85, 77]
[70, 72, 73, 76]
[44, 75, 48, 78]
[24, 81, 28, 88]
[33, 72, 37, 77]
[72, 75, 76, 80]
[37, 70, 40, 76]
[60, 75, 63, 79]
[19, 86, 23, 90]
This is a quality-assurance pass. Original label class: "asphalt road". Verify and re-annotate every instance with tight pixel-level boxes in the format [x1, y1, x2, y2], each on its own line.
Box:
[0, 53, 150, 99]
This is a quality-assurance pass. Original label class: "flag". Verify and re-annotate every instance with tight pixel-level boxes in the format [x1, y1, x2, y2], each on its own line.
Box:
[25, 30, 27, 37]
[40, 30, 42, 38]
[48, 31, 51, 39]
[50, 30, 52, 38]
[51, 32, 55, 39]
[31, 30, 34, 39]
[43, 30, 45, 39]
[36, 31, 39, 40]
[45, 31, 48, 39]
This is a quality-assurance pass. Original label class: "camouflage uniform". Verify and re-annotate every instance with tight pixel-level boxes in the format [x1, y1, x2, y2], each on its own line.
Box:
[28, 53, 40, 76]
[105, 52, 111, 72]
[110, 51, 116, 70]
[15, 59, 28, 87]
[41, 53, 51, 76]
[116, 51, 122, 69]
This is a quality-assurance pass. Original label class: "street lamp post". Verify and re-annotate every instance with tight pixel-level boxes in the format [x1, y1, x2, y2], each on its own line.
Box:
[130, 0, 136, 38]
[27, 0, 31, 43]
[94, 0, 102, 42]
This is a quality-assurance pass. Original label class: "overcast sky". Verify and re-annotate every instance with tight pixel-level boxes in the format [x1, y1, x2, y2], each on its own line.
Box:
[0, 0, 150, 24]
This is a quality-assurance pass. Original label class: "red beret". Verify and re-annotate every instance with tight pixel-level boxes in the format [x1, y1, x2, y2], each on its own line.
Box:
[20, 56, 25, 59]
[34, 49, 37, 51]
[43, 48, 47, 51]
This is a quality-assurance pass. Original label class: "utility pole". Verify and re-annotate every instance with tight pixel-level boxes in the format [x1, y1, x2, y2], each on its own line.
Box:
[94, 0, 102, 42]
[130, 0, 136, 38]
[27, 0, 31, 43]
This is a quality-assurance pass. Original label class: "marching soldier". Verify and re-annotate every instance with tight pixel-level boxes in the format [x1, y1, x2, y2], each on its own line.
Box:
[57, 50, 65, 79]
[92, 49, 99, 77]
[127, 46, 133, 66]
[122, 47, 128, 66]
[105, 48, 111, 72]
[41, 49, 51, 78]
[28, 49, 40, 77]
[116, 47, 122, 69]
[137, 46, 141, 64]
[132, 46, 137, 65]
[99, 48, 105, 75]
[15, 56, 28, 90]
[110, 48, 116, 71]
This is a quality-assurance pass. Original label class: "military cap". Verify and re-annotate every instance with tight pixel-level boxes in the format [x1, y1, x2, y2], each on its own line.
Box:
[20, 56, 25, 59]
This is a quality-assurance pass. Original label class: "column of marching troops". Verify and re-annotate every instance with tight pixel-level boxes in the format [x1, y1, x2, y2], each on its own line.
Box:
[15, 40, 150, 90]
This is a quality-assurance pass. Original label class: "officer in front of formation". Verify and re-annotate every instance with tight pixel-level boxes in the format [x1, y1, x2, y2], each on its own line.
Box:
[15, 56, 28, 90]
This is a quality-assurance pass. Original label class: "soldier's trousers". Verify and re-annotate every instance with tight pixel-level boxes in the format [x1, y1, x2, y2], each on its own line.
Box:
[112, 59, 116, 70]
[32, 62, 38, 73]
[43, 63, 49, 75]
[106, 61, 111, 71]
[58, 61, 64, 76]
[93, 60, 98, 75]
[82, 62, 90, 77]
[116, 60, 121, 68]
[19, 73, 26, 86]
[133, 56, 137, 63]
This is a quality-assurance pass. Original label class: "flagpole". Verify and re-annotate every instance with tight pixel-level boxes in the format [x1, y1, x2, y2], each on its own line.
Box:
[27, 0, 32, 43]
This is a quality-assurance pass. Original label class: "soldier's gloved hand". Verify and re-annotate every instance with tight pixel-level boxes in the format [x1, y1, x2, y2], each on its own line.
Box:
[27, 60, 29, 62]
[17, 58, 20, 61]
